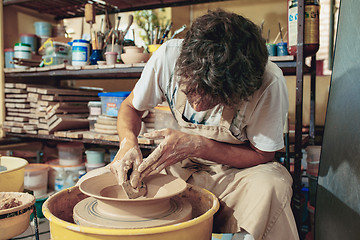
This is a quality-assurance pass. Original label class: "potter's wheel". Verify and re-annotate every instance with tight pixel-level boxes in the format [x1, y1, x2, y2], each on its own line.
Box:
[74, 173, 192, 229]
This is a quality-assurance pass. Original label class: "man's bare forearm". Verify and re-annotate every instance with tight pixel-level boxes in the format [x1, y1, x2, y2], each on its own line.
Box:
[117, 92, 144, 146]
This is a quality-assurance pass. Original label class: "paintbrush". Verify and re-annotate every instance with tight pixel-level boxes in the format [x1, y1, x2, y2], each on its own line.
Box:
[278, 22, 283, 42]
[159, 21, 173, 44]
[260, 19, 265, 35]
[169, 24, 187, 40]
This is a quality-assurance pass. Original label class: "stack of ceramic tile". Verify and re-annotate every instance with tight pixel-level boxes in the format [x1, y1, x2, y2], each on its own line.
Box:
[3, 83, 33, 134]
[93, 115, 118, 135]
[3, 83, 101, 134]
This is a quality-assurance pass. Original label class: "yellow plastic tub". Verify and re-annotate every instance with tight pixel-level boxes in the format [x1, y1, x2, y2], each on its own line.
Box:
[43, 185, 219, 240]
[0, 192, 35, 240]
[0, 156, 28, 192]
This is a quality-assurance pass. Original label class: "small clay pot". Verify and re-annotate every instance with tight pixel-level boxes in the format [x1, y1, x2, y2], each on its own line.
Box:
[123, 46, 144, 54]
[105, 52, 118, 65]
[121, 52, 150, 64]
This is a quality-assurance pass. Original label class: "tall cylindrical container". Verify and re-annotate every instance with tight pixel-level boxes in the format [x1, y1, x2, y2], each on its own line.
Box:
[287, 0, 320, 57]
[4, 48, 15, 68]
[34, 21, 52, 37]
[20, 33, 38, 53]
[72, 39, 90, 66]
[14, 43, 32, 68]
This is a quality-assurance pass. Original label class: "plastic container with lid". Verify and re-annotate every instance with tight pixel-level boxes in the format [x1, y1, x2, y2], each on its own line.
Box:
[42, 53, 70, 66]
[88, 101, 102, 116]
[14, 43, 32, 68]
[85, 148, 105, 164]
[20, 33, 38, 53]
[287, 0, 320, 57]
[57, 142, 84, 166]
[34, 21, 52, 37]
[24, 163, 49, 197]
[4, 48, 14, 68]
[72, 39, 90, 66]
[98, 91, 131, 117]
[41, 40, 71, 56]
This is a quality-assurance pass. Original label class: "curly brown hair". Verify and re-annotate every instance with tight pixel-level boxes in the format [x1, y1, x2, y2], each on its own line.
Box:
[175, 9, 268, 108]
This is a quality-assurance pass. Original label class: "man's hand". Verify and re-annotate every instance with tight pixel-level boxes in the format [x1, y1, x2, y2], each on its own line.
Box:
[137, 128, 203, 180]
[110, 139, 143, 188]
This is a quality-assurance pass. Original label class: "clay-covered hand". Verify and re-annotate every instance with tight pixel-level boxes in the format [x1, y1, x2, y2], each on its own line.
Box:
[137, 128, 202, 178]
[110, 140, 143, 188]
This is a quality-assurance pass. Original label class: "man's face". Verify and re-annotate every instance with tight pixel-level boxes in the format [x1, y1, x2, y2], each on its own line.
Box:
[186, 91, 219, 112]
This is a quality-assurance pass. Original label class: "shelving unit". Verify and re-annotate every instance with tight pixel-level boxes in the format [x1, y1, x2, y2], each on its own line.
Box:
[1, 0, 316, 234]
[4, 66, 143, 80]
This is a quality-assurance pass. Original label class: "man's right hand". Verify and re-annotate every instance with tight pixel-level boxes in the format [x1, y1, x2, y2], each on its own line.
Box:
[110, 140, 143, 188]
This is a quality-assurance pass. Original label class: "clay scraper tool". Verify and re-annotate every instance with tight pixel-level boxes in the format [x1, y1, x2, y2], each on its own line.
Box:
[122, 169, 147, 199]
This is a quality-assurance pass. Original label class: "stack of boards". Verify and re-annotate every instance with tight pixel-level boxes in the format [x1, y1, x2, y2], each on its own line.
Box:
[3, 83, 100, 135]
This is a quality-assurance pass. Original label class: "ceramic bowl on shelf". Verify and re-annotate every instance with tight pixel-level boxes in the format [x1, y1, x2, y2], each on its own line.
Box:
[123, 46, 144, 54]
[121, 52, 150, 64]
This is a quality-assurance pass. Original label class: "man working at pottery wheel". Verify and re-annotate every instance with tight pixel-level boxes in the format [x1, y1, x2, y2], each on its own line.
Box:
[111, 9, 298, 240]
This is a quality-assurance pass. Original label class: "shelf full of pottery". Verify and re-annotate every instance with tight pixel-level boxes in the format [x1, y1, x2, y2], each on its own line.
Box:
[2, 83, 155, 147]
[3, 13, 155, 76]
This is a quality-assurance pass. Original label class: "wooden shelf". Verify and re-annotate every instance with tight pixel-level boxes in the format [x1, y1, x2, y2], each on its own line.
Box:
[5, 132, 156, 149]
[4, 60, 305, 80]
[4, 65, 144, 80]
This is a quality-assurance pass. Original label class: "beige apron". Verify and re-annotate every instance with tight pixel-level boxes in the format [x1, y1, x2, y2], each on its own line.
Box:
[165, 85, 299, 240]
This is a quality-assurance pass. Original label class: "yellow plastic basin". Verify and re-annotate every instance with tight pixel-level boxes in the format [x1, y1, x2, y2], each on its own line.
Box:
[43, 185, 219, 240]
[0, 156, 28, 192]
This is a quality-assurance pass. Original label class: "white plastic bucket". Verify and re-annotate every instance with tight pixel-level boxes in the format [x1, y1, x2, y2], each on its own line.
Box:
[14, 43, 32, 68]
[57, 142, 84, 166]
[72, 39, 90, 66]
[85, 148, 105, 164]
[24, 163, 49, 197]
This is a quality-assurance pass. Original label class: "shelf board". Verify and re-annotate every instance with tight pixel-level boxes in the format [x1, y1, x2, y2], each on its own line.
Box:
[4, 65, 144, 80]
[269, 55, 312, 76]
[5, 132, 156, 149]
[4, 60, 310, 80]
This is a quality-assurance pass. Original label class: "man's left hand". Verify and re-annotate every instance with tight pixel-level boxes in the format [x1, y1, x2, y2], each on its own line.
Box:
[136, 128, 202, 179]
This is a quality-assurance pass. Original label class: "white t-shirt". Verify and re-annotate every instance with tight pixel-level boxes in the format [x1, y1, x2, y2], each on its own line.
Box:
[132, 39, 289, 152]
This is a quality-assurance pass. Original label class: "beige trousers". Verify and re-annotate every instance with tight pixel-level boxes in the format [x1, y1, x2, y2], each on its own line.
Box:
[172, 161, 299, 240]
